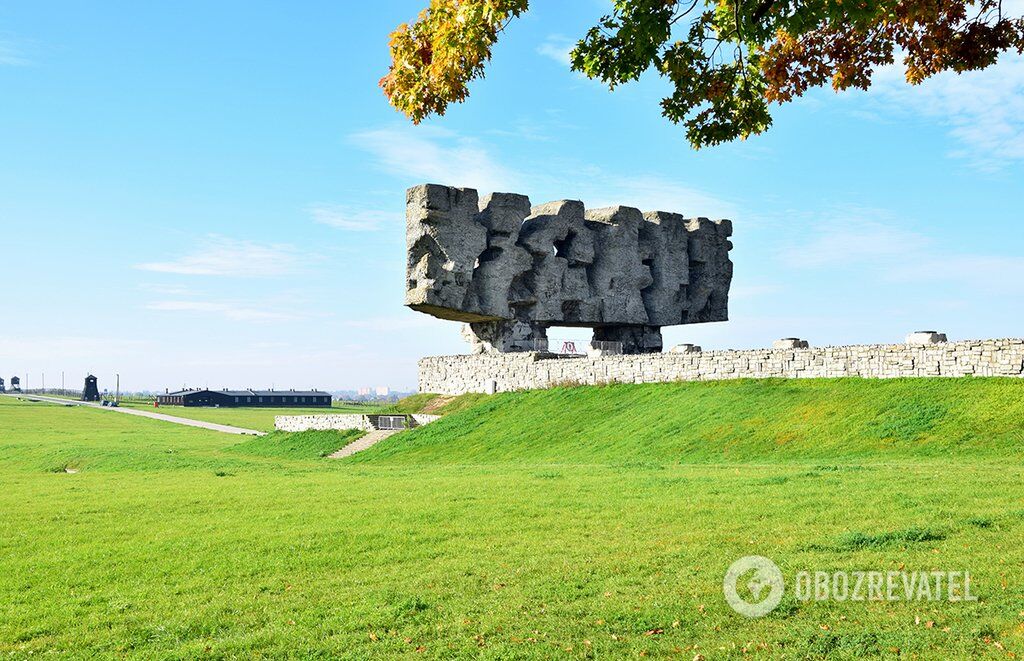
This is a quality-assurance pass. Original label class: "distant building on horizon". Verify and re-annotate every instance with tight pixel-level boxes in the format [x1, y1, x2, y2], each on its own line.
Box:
[10, 376, 21, 392]
[156, 388, 331, 408]
[355, 386, 391, 398]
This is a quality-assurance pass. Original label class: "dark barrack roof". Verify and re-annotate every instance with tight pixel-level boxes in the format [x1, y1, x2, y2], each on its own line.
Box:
[165, 388, 325, 397]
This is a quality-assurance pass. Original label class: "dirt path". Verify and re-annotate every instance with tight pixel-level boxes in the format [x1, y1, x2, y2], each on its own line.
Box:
[6, 394, 265, 436]
[420, 395, 455, 414]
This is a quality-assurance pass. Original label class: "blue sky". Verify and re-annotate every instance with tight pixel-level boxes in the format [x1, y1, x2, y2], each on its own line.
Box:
[2, 1, 1023, 392]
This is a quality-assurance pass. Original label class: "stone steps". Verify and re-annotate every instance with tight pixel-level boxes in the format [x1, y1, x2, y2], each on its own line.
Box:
[327, 429, 400, 459]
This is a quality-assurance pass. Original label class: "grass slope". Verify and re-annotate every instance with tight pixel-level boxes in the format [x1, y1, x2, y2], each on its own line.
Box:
[356, 378, 1024, 464]
[2, 381, 1024, 658]
[229, 430, 364, 460]
[380, 393, 490, 416]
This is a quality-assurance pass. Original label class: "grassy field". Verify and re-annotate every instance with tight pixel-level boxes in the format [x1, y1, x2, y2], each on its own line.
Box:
[1, 380, 1023, 658]
[117, 400, 380, 432]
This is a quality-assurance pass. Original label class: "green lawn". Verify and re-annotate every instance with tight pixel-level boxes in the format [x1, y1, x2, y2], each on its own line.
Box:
[363, 377, 1024, 464]
[118, 400, 379, 432]
[2, 380, 1023, 658]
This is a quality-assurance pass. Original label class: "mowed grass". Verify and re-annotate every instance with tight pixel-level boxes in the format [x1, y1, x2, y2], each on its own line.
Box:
[118, 400, 379, 432]
[1, 380, 1023, 658]
[362, 378, 1024, 464]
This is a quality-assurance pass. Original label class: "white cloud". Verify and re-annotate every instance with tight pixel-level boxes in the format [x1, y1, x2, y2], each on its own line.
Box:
[778, 207, 1024, 294]
[0, 40, 29, 66]
[537, 34, 575, 66]
[579, 173, 738, 219]
[487, 119, 557, 142]
[145, 300, 296, 322]
[350, 126, 735, 217]
[886, 254, 1024, 292]
[349, 126, 523, 193]
[0, 335, 154, 364]
[869, 54, 1024, 169]
[342, 314, 441, 332]
[778, 207, 930, 269]
[135, 236, 304, 276]
[248, 341, 290, 350]
[308, 204, 396, 231]
[138, 283, 195, 296]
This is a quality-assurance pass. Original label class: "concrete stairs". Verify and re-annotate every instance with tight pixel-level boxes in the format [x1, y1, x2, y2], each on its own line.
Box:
[327, 429, 400, 459]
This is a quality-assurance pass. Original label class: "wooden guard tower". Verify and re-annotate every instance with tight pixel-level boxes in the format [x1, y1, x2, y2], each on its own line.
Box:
[82, 375, 100, 402]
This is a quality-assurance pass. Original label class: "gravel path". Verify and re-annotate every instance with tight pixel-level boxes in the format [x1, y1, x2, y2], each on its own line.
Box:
[327, 429, 399, 458]
[6, 394, 265, 436]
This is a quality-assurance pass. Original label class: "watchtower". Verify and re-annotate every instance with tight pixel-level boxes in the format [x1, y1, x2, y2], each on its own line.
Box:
[82, 375, 100, 402]
[10, 376, 20, 392]
[0, 377, 5, 393]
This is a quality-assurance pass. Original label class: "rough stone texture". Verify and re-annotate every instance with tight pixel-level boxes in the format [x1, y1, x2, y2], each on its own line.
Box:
[405, 184, 733, 354]
[593, 324, 664, 353]
[274, 413, 441, 433]
[670, 343, 702, 354]
[462, 319, 546, 354]
[274, 414, 375, 432]
[772, 338, 810, 349]
[907, 331, 948, 345]
[419, 338, 1024, 395]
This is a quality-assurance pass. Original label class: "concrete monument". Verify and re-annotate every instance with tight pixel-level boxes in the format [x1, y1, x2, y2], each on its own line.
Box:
[405, 184, 733, 354]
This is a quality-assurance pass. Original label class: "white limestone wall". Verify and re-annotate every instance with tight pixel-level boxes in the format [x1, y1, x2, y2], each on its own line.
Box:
[419, 338, 1024, 395]
[274, 414, 374, 432]
[274, 413, 443, 432]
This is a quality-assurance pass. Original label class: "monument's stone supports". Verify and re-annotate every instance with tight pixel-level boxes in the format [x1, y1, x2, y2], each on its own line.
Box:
[461, 319, 547, 354]
[405, 184, 733, 352]
[592, 325, 663, 354]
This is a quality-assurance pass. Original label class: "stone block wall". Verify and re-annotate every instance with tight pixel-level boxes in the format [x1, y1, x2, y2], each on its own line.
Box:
[419, 338, 1024, 395]
[274, 413, 444, 433]
[274, 413, 376, 432]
